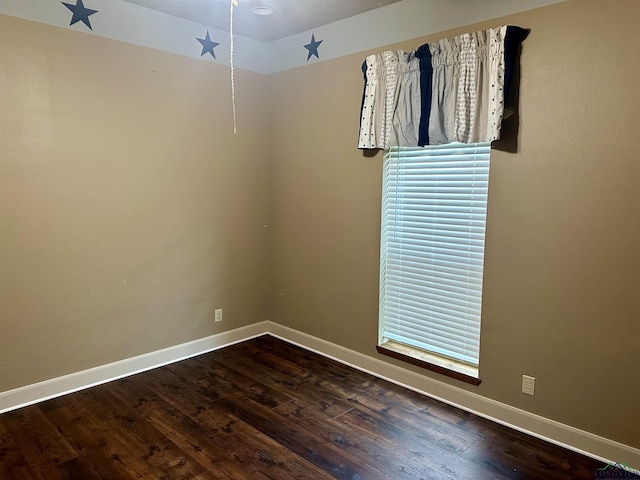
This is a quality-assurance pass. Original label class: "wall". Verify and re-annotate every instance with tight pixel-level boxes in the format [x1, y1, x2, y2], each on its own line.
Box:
[0, 14, 269, 391]
[268, 0, 640, 450]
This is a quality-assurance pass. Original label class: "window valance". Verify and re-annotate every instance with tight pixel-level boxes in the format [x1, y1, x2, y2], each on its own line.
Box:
[358, 26, 528, 149]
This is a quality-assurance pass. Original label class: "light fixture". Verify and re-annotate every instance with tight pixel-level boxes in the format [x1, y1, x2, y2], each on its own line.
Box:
[251, 6, 274, 16]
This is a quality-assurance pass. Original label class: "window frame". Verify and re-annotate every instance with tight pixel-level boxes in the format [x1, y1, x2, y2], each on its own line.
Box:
[377, 143, 491, 385]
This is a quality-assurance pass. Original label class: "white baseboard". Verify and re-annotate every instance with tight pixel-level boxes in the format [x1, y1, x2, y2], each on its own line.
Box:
[0, 321, 269, 414]
[2, 319, 638, 472]
[264, 321, 640, 472]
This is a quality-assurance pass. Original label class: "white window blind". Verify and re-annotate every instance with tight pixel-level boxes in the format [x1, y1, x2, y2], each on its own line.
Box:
[379, 143, 491, 367]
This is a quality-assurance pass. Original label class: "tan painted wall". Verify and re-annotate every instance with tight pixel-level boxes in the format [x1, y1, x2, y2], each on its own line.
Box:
[268, 0, 640, 449]
[0, 15, 269, 391]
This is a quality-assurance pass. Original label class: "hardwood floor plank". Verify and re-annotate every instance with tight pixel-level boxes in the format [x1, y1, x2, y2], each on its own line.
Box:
[252, 335, 375, 387]
[209, 346, 312, 401]
[114, 372, 333, 479]
[37, 456, 114, 480]
[145, 361, 293, 411]
[273, 398, 457, 480]
[1, 407, 78, 475]
[257, 340, 478, 456]
[0, 420, 41, 480]
[39, 400, 140, 479]
[238, 342, 362, 405]
[340, 382, 476, 454]
[186, 355, 255, 389]
[64, 384, 213, 479]
[212, 339, 367, 411]
[163, 361, 236, 400]
[459, 436, 600, 480]
[354, 377, 544, 452]
[216, 392, 391, 480]
[0, 335, 609, 479]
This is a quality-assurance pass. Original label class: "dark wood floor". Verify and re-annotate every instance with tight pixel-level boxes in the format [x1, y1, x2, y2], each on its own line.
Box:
[0, 335, 611, 479]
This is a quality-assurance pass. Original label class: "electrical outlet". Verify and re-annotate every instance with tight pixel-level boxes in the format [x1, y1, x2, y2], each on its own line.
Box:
[214, 308, 223, 323]
[522, 375, 536, 396]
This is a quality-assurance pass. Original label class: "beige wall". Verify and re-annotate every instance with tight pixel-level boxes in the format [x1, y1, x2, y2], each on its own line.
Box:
[0, 15, 269, 391]
[268, 0, 640, 449]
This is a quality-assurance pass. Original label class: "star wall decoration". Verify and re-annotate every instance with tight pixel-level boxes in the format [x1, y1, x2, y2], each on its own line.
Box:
[196, 31, 220, 59]
[304, 33, 323, 61]
[62, 0, 98, 31]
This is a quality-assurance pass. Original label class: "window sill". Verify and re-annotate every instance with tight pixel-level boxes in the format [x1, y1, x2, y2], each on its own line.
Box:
[376, 341, 481, 386]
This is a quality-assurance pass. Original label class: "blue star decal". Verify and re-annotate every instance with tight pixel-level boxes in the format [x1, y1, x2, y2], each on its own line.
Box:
[304, 33, 323, 61]
[196, 31, 220, 59]
[62, 0, 98, 31]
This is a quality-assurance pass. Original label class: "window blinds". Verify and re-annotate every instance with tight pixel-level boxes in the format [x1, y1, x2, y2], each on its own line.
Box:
[379, 143, 491, 366]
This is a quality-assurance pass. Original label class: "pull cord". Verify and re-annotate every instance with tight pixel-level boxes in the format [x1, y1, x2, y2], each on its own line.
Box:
[230, 0, 238, 134]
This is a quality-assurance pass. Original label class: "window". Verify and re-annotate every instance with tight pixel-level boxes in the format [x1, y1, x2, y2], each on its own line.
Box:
[378, 143, 491, 384]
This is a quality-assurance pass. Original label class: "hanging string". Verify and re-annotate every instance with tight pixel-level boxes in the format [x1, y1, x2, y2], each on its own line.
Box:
[230, 0, 238, 134]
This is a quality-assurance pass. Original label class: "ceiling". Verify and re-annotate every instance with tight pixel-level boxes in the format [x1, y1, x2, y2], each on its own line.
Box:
[121, 0, 403, 43]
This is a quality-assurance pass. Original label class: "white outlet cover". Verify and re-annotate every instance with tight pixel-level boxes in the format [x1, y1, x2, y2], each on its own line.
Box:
[522, 375, 536, 396]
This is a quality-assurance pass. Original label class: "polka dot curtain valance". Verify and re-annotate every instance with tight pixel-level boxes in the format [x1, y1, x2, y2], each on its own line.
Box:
[358, 26, 528, 149]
